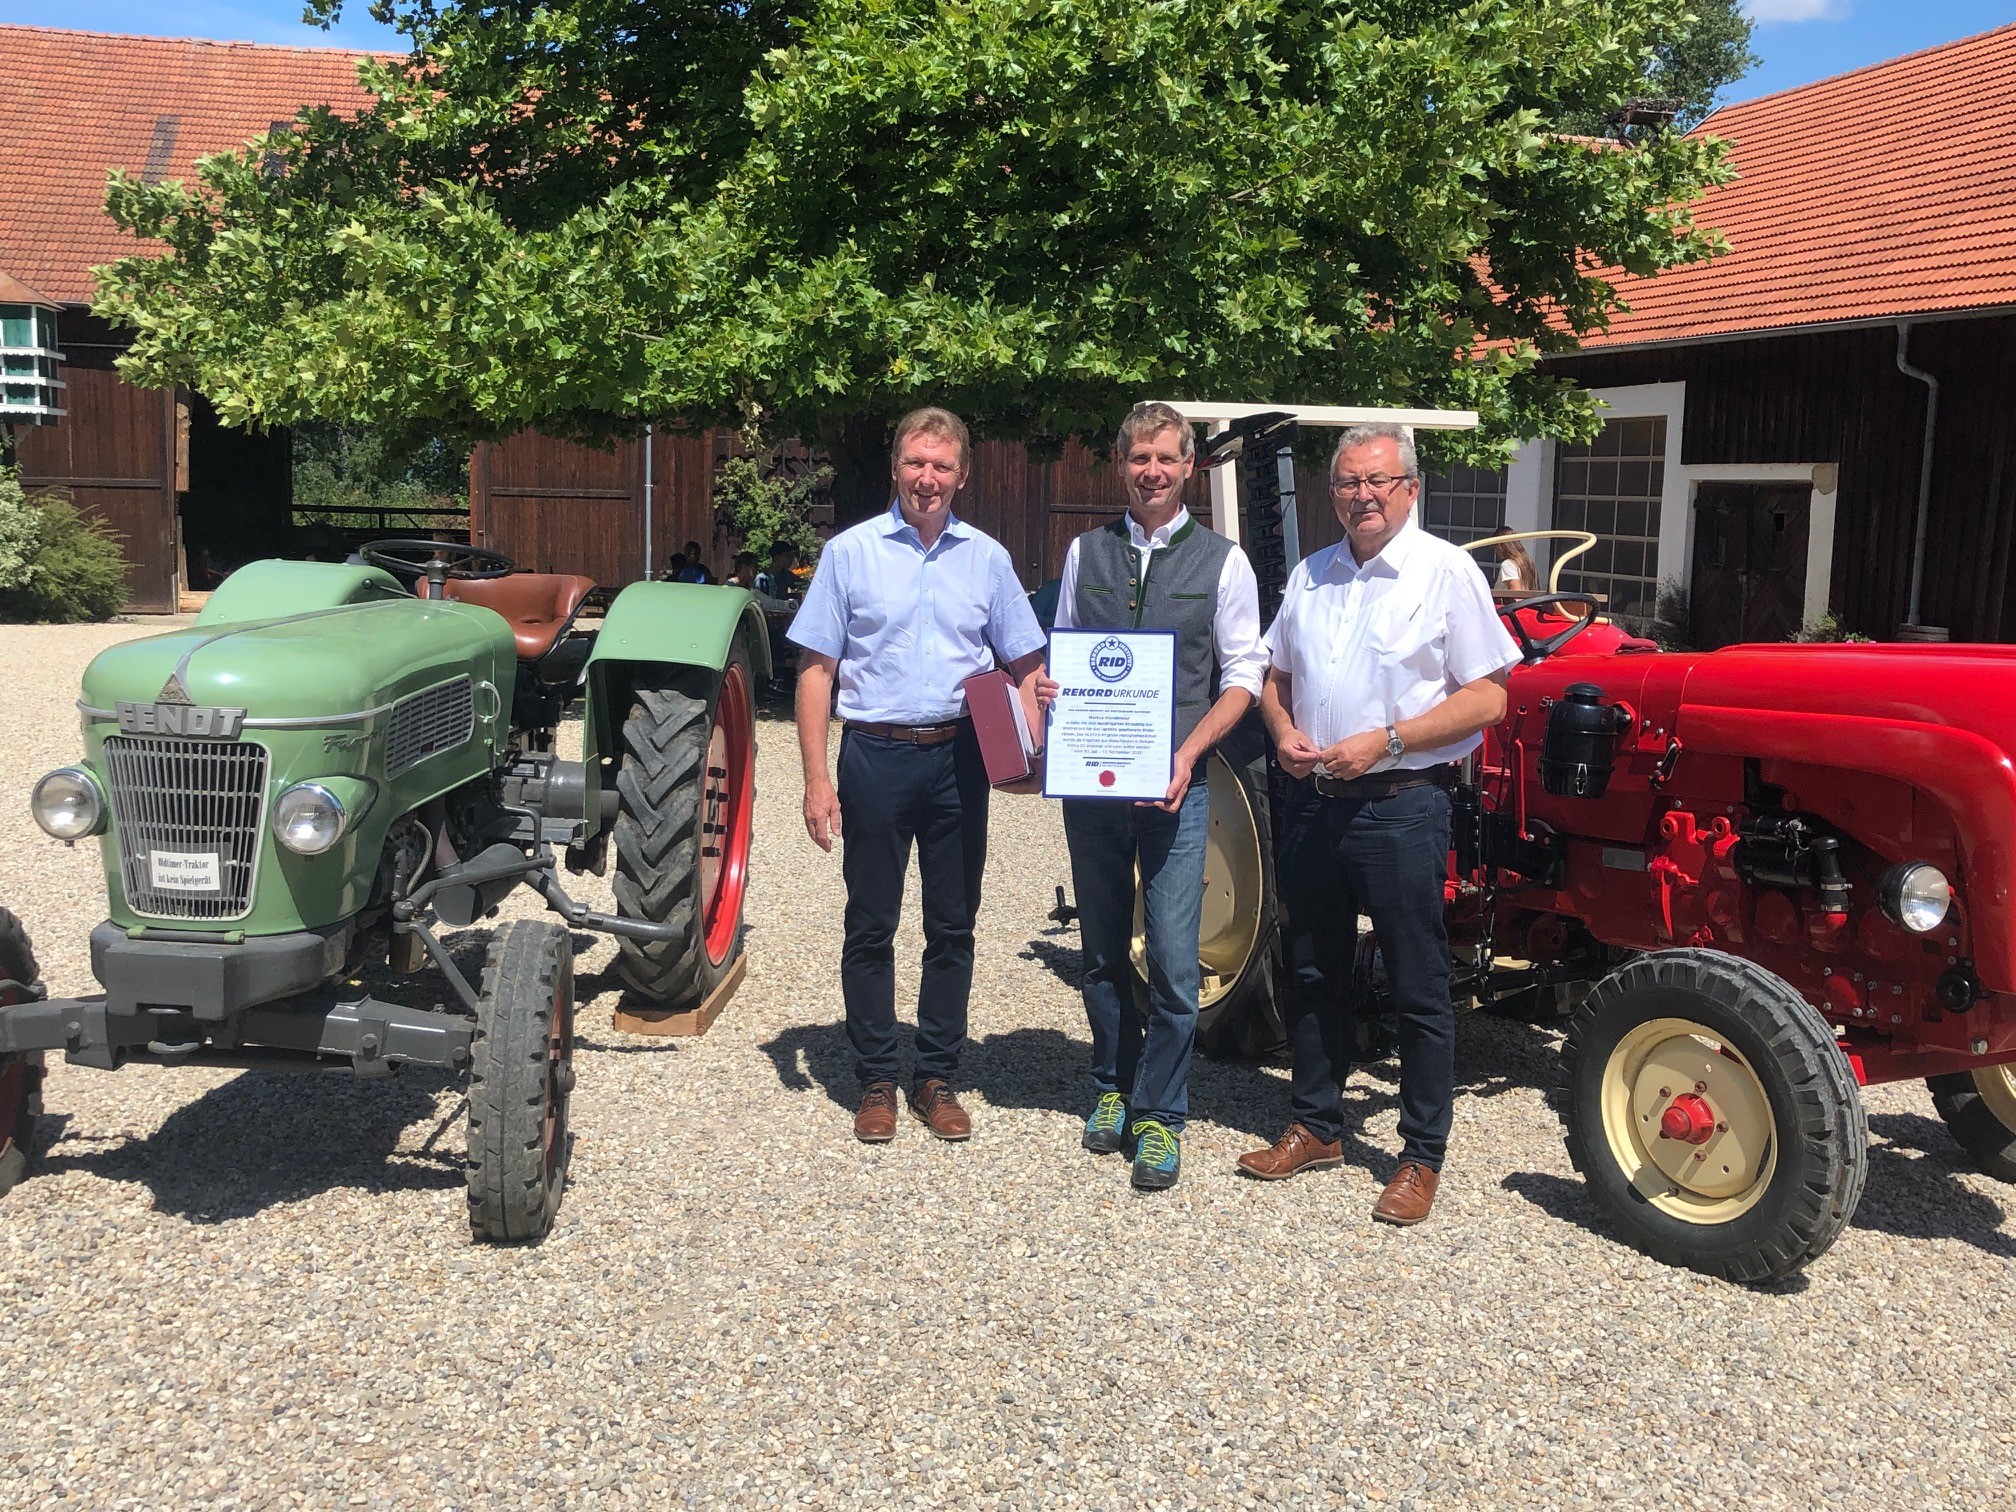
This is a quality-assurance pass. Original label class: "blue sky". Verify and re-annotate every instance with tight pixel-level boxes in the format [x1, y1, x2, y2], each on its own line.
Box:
[3, 1, 2014, 107]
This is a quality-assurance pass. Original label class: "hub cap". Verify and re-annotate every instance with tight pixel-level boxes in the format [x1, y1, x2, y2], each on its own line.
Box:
[1599, 1017, 1778, 1224]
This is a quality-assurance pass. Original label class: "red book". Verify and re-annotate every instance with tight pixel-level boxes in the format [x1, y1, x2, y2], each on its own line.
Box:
[961, 669, 1038, 786]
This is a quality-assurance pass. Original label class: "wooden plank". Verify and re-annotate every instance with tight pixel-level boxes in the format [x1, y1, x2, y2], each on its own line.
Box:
[611, 952, 746, 1037]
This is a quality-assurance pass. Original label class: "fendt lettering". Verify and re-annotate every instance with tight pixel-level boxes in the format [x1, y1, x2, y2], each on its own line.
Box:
[114, 701, 248, 739]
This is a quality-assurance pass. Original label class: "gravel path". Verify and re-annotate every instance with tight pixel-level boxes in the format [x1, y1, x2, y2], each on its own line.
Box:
[2, 617, 2014, 1510]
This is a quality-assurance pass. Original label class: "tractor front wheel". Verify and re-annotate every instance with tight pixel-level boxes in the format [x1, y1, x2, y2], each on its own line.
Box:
[1559, 950, 1867, 1283]
[611, 636, 756, 1007]
[466, 919, 575, 1244]
[0, 909, 43, 1198]
[1928, 1064, 2016, 1183]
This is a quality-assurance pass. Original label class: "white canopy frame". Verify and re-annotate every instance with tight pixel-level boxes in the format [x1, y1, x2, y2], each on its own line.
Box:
[1155, 401, 1481, 565]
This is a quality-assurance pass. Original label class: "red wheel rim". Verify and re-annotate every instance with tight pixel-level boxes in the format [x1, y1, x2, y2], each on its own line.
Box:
[699, 663, 756, 967]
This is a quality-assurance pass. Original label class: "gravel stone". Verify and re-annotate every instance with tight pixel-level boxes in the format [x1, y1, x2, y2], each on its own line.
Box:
[2, 617, 2014, 1509]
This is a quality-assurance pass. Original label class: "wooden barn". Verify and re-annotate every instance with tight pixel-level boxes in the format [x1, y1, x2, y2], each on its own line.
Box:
[0, 25, 378, 612]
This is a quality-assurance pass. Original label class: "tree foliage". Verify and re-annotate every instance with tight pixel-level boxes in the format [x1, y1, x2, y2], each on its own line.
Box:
[95, 1, 1734, 464]
[1650, 0, 1757, 129]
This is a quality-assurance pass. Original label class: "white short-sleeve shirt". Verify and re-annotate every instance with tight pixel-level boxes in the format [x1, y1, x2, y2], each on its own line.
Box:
[1263, 519, 1520, 768]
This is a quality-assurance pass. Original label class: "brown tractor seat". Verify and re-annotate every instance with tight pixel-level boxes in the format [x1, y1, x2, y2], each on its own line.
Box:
[444, 573, 598, 661]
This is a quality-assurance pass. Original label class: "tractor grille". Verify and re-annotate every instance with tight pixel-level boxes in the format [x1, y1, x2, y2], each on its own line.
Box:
[385, 676, 474, 779]
[102, 735, 269, 920]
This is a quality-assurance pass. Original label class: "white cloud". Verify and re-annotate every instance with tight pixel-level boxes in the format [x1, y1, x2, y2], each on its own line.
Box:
[1744, 0, 1850, 21]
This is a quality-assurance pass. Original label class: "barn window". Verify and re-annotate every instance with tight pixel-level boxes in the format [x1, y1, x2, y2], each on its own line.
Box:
[1551, 417, 1666, 631]
[1420, 465, 1508, 547]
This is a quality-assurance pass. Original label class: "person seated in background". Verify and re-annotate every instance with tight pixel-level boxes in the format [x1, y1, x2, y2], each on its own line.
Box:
[728, 551, 761, 590]
[1494, 540, 1537, 595]
[755, 544, 799, 599]
[662, 551, 689, 582]
[674, 541, 714, 584]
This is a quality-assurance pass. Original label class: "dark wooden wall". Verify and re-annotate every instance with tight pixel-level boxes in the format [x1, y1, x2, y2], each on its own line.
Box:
[14, 310, 179, 613]
[1550, 313, 2016, 640]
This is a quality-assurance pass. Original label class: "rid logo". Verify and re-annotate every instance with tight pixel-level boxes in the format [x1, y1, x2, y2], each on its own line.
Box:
[1089, 636, 1135, 684]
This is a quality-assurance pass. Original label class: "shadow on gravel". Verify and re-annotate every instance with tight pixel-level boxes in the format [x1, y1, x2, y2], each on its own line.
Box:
[1856, 1111, 2016, 1258]
[37, 1069, 464, 1224]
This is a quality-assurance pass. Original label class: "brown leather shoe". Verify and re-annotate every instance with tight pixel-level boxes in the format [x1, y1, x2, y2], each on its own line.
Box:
[854, 1082, 898, 1144]
[1236, 1123, 1344, 1180]
[1372, 1161, 1441, 1225]
[908, 1080, 973, 1141]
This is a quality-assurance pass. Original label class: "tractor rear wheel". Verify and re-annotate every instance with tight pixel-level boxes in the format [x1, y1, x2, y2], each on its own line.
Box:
[0, 910, 44, 1198]
[1167, 731, 1284, 1058]
[466, 919, 575, 1244]
[1928, 1065, 2016, 1183]
[611, 634, 756, 1007]
[1558, 950, 1867, 1283]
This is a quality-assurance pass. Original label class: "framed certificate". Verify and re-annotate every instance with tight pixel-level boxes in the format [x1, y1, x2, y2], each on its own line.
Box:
[1042, 629, 1177, 801]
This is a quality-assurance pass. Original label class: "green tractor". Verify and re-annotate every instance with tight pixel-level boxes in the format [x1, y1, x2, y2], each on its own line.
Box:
[0, 541, 764, 1243]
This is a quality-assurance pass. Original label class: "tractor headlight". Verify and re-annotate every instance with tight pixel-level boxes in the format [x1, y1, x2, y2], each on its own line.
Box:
[1878, 862, 1952, 934]
[31, 766, 106, 840]
[273, 783, 348, 856]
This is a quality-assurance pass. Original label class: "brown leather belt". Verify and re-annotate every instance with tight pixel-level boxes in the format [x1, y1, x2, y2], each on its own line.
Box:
[1311, 764, 1456, 800]
[844, 718, 969, 747]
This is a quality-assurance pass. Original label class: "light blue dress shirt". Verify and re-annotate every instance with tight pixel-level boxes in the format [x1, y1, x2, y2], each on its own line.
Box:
[787, 503, 1046, 724]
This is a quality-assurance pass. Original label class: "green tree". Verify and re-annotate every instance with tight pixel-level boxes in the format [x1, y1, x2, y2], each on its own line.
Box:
[94, 1, 1733, 466]
[1650, 0, 1758, 129]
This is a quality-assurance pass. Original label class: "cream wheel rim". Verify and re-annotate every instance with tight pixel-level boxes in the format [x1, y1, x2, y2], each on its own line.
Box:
[1599, 1016, 1779, 1224]
[1130, 753, 1265, 1010]
[1973, 1063, 2016, 1134]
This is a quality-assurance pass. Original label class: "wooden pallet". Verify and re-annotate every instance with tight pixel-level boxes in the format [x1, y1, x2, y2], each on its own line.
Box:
[610, 953, 746, 1037]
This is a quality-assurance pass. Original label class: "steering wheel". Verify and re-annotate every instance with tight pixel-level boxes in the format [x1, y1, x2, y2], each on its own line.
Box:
[360, 539, 517, 601]
[1499, 593, 1602, 663]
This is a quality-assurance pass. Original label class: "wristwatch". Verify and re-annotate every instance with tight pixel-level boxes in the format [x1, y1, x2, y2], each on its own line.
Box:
[1385, 724, 1405, 760]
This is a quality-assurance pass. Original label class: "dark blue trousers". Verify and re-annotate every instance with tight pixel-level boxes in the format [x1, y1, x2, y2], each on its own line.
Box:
[836, 727, 991, 1089]
[1275, 780, 1456, 1170]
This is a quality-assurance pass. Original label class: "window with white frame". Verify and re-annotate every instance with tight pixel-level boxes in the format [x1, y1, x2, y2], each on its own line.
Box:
[1420, 465, 1509, 547]
[1551, 417, 1666, 630]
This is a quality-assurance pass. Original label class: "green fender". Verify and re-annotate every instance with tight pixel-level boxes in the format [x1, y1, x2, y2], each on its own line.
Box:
[580, 582, 772, 825]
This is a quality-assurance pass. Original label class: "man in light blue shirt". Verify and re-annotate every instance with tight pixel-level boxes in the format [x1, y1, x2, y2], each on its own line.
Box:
[790, 407, 1046, 1143]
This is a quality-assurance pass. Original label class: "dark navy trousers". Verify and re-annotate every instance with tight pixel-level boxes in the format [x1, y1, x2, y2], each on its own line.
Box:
[1275, 780, 1457, 1170]
[836, 726, 991, 1089]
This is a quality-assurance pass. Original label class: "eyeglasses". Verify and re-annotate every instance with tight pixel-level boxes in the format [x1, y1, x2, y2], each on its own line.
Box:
[1330, 473, 1417, 498]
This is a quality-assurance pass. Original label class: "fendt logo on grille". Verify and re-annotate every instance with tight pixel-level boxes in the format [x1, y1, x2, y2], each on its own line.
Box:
[115, 702, 248, 739]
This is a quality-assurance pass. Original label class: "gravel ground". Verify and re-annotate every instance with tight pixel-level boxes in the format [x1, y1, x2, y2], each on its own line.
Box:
[2, 616, 2014, 1511]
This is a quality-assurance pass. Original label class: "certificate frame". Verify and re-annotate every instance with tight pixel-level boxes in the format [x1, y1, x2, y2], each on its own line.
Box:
[1041, 628, 1178, 801]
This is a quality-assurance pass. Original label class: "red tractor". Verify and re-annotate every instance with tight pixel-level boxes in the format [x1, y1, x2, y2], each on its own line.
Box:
[1180, 506, 2016, 1282]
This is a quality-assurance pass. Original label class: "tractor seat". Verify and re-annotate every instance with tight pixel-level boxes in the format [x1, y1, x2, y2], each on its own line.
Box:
[444, 573, 598, 661]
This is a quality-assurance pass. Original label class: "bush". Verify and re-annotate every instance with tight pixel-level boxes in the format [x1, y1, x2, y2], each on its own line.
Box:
[713, 422, 831, 563]
[0, 467, 129, 623]
[1790, 611, 1871, 644]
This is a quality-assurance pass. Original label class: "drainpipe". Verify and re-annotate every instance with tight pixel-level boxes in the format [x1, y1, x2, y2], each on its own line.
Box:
[642, 421, 655, 583]
[1895, 323, 1939, 627]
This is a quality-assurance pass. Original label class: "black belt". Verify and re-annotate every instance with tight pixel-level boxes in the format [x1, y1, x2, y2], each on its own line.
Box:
[1309, 764, 1456, 800]
[844, 718, 969, 746]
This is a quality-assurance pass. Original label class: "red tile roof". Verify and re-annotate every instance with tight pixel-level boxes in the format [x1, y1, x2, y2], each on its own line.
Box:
[1587, 22, 2016, 349]
[0, 25, 383, 305]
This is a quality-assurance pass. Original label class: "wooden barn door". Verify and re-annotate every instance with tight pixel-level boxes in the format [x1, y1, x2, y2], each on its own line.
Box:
[15, 352, 179, 613]
[1689, 482, 1811, 648]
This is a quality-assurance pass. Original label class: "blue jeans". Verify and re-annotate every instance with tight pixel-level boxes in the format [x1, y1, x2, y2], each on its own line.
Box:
[1061, 780, 1210, 1131]
[1276, 780, 1456, 1170]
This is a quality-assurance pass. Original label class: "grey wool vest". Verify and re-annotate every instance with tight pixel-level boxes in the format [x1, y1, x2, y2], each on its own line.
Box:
[1070, 515, 1236, 748]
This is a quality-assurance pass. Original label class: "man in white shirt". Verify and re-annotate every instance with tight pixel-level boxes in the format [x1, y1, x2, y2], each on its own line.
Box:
[790, 408, 1047, 1144]
[1037, 401, 1267, 1189]
[1237, 422, 1520, 1226]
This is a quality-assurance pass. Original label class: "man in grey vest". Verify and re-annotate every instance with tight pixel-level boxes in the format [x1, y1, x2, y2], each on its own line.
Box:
[1037, 401, 1266, 1188]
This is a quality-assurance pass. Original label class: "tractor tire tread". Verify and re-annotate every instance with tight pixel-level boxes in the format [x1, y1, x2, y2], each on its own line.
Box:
[0, 908, 43, 1198]
[1927, 1070, 2016, 1183]
[1556, 948, 1867, 1285]
[466, 919, 572, 1244]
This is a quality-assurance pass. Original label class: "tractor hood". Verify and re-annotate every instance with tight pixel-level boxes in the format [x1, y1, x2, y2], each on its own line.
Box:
[1675, 643, 2016, 992]
[82, 599, 515, 722]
